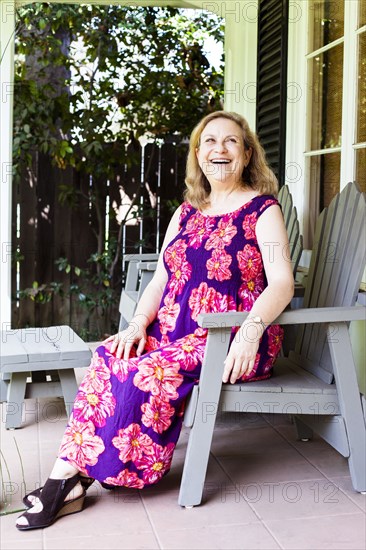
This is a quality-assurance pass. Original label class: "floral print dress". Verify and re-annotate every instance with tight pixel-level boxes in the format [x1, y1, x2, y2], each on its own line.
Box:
[58, 194, 284, 488]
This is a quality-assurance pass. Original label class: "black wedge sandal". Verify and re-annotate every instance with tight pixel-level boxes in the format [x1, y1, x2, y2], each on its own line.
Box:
[16, 474, 86, 531]
[100, 482, 116, 490]
[22, 475, 94, 508]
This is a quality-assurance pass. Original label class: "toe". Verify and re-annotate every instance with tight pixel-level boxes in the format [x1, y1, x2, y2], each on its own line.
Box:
[16, 516, 29, 526]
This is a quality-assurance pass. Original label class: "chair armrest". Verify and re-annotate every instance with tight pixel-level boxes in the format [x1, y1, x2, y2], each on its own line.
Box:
[123, 253, 159, 262]
[136, 261, 158, 271]
[197, 305, 366, 328]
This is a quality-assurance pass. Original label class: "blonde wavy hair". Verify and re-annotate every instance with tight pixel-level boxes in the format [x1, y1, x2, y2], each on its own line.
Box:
[184, 111, 278, 209]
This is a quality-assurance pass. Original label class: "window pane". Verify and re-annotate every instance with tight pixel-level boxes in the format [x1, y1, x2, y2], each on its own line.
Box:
[309, 0, 344, 52]
[310, 44, 343, 150]
[310, 152, 340, 206]
[308, 153, 340, 246]
[355, 149, 366, 192]
[359, 0, 366, 28]
[357, 32, 366, 143]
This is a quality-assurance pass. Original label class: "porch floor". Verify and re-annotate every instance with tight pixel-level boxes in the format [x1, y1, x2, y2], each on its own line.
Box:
[1, 367, 365, 550]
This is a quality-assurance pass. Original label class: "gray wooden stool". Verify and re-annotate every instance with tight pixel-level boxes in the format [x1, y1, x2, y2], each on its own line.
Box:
[0, 326, 91, 429]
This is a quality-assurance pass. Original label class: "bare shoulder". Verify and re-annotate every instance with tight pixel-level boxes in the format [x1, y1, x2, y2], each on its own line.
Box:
[256, 202, 287, 241]
[257, 201, 283, 223]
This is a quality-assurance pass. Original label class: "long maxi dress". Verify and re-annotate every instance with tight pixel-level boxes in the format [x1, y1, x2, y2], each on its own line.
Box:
[58, 195, 284, 488]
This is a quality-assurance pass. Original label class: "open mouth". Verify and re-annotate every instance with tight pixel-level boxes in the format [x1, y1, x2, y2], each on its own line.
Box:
[210, 159, 231, 165]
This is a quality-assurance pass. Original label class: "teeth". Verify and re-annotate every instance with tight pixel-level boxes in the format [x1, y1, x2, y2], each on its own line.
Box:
[211, 160, 230, 164]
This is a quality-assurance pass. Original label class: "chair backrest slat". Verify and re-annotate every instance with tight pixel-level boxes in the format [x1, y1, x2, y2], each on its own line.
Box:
[317, 187, 366, 368]
[278, 185, 293, 227]
[286, 208, 297, 243]
[278, 185, 303, 276]
[290, 228, 303, 274]
[295, 208, 328, 364]
[295, 182, 366, 382]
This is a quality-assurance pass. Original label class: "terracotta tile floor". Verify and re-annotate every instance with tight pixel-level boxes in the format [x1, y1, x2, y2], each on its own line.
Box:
[1, 368, 365, 550]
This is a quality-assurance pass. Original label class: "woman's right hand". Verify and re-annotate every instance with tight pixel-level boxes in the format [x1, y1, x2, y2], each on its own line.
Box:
[103, 315, 149, 359]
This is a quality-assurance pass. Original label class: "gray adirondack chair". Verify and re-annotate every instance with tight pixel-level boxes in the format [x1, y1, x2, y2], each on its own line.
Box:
[119, 253, 159, 330]
[179, 181, 366, 507]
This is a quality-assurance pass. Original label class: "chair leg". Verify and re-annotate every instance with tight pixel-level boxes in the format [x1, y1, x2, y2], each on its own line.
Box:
[58, 369, 79, 417]
[0, 375, 9, 403]
[5, 372, 28, 429]
[328, 324, 366, 492]
[294, 416, 313, 441]
[178, 399, 219, 507]
[178, 327, 231, 507]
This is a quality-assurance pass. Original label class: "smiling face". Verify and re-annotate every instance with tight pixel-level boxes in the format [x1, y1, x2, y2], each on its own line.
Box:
[195, 117, 252, 188]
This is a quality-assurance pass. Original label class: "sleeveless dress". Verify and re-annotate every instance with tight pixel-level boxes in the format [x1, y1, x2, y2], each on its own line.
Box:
[58, 194, 284, 488]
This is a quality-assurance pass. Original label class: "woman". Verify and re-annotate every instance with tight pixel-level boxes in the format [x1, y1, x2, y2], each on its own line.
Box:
[16, 111, 294, 530]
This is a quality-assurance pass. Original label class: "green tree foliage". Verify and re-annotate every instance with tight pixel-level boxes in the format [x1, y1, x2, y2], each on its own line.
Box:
[13, 3, 224, 338]
[14, 3, 224, 176]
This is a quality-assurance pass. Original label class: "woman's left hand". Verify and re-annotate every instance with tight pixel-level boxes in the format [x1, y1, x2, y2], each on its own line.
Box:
[222, 323, 262, 384]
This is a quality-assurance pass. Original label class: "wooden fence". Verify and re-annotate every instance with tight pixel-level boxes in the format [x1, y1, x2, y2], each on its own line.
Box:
[11, 140, 188, 338]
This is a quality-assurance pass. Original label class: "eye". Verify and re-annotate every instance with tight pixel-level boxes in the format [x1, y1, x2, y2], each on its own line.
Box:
[204, 138, 215, 143]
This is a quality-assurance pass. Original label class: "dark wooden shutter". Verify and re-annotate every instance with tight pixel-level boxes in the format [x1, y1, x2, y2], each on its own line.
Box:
[256, 0, 289, 187]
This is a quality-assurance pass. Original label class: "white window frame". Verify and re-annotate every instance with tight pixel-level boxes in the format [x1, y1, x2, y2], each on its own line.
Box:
[285, 0, 364, 250]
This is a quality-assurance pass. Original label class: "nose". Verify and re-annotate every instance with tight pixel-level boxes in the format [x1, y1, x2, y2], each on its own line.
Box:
[214, 140, 227, 153]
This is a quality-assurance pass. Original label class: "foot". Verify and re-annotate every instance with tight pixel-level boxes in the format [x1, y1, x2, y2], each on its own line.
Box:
[16, 475, 85, 530]
[23, 475, 94, 508]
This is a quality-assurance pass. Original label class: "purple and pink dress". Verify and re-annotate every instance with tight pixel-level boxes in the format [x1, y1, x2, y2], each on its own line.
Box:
[58, 194, 284, 488]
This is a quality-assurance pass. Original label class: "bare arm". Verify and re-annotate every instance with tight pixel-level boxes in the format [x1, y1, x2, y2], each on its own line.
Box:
[105, 205, 182, 359]
[245, 204, 295, 325]
[223, 204, 295, 383]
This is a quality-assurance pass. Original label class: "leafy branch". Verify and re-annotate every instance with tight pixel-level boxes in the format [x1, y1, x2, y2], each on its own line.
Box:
[13, 3, 224, 339]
